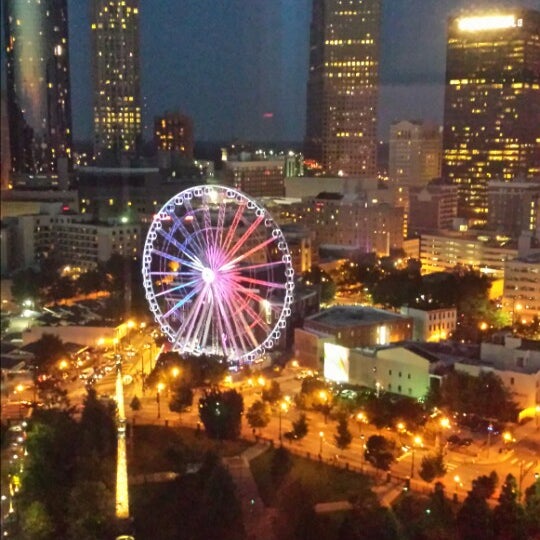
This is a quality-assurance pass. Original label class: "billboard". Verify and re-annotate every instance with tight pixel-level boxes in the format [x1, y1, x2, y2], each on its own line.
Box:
[324, 343, 350, 383]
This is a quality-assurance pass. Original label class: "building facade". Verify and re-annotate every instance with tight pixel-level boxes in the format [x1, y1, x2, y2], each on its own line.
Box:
[305, 0, 380, 176]
[420, 232, 518, 278]
[154, 111, 194, 159]
[408, 183, 458, 234]
[4, 0, 72, 175]
[487, 181, 540, 238]
[442, 11, 540, 223]
[502, 251, 540, 325]
[303, 194, 404, 256]
[400, 306, 457, 342]
[91, 0, 141, 156]
[222, 159, 286, 199]
[389, 120, 442, 187]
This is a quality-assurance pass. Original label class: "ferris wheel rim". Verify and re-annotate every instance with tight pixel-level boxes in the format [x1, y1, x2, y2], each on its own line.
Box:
[141, 185, 294, 364]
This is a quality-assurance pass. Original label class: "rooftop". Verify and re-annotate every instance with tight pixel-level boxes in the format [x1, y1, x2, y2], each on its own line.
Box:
[307, 306, 408, 328]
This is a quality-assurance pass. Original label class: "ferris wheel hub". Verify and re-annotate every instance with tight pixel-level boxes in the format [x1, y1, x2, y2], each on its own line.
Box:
[201, 267, 215, 284]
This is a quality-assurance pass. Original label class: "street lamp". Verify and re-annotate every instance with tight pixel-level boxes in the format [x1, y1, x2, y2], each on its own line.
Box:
[487, 423, 493, 457]
[454, 475, 460, 498]
[437, 417, 450, 450]
[319, 431, 324, 457]
[171, 367, 180, 379]
[410, 436, 422, 478]
[319, 390, 329, 423]
[279, 401, 288, 444]
[156, 383, 165, 419]
[357, 412, 367, 436]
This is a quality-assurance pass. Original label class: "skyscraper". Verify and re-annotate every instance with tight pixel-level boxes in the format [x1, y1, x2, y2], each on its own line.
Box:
[305, 0, 380, 177]
[91, 0, 141, 157]
[442, 10, 540, 223]
[389, 121, 442, 187]
[154, 111, 194, 159]
[4, 0, 72, 175]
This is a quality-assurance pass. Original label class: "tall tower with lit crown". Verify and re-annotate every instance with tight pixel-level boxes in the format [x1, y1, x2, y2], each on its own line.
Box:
[91, 0, 141, 158]
[4, 0, 72, 175]
[442, 10, 540, 224]
[305, 0, 381, 177]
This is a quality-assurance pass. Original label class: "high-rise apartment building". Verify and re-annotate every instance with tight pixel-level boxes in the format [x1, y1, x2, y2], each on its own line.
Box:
[442, 11, 540, 223]
[487, 181, 540, 237]
[389, 121, 442, 187]
[91, 0, 141, 156]
[4, 0, 72, 175]
[154, 112, 194, 159]
[305, 0, 380, 177]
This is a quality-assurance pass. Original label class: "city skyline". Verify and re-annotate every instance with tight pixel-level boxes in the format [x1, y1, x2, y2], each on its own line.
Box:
[63, 0, 540, 144]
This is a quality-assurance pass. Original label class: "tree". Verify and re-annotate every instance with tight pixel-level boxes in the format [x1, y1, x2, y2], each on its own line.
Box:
[270, 446, 292, 487]
[66, 480, 115, 540]
[198, 388, 244, 440]
[169, 383, 194, 413]
[32, 333, 67, 374]
[291, 413, 309, 441]
[472, 471, 499, 500]
[79, 388, 116, 459]
[303, 265, 336, 304]
[273, 479, 318, 540]
[493, 474, 527, 540]
[524, 476, 540, 537]
[419, 452, 446, 483]
[457, 489, 494, 540]
[334, 415, 352, 450]
[11, 268, 41, 303]
[129, 395, 141, 411]
[262, 380, 282, 404]
[246, 400, 270, 432]
[199, 458, 245, 540]
[364, 435, 395, 471]
[20, 501, 55, 540]
[37, 378, 70, 410]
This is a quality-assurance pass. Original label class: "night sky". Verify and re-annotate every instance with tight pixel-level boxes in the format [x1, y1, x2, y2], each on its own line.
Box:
[67, 0, 539, 143]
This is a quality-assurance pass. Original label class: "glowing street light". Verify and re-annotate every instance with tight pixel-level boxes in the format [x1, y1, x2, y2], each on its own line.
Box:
[171, 367, 180, 379]
[410, 436, 423, 478]
[257, 376, 266, 387]
[279, 401, 289, 444]
[156, 382, 165, 419]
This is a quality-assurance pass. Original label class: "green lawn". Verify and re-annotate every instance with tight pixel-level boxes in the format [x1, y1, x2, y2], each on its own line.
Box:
[250, 446, 373, 506]
[130, 424, 252, 475]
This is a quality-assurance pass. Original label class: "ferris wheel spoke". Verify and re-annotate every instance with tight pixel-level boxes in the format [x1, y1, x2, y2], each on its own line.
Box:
[149, 271, 198, 277]
[213, 287, 246, 357]
[170, 283, 208, 349]
[156, 227, 200, 265]
[162, 286, 201, 319]
[152, 249, 203, 272]
[181, 286, 211, 350]
[169, 212, 206, 256]
[221, 202, 245, 254]
[228, 294, 261, 350]
[231, 275, 287, 290]
[224, 214, 264, 260]
[236, 260, 284, 273]
[229, 289, 270, 336]
[153, 279, 199, 299]
[220, 236, 275, 271]
[188, 291, 213, 351]
[214, 199, 227, 248]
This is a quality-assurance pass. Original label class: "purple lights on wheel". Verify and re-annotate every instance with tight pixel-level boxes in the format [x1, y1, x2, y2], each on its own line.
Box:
[142, 185, 294, 365]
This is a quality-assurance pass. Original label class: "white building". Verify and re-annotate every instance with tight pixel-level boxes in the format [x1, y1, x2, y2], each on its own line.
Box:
[502, 251, 540, 325]
[389, 120, 443, 187]
[400, 306, 457, 342]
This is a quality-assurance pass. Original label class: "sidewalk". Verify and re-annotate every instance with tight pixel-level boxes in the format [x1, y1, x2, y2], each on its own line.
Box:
[223, 443, 276, 540]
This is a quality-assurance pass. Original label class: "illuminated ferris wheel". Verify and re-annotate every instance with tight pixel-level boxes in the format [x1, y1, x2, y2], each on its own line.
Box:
[142, 185, 294, 365]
